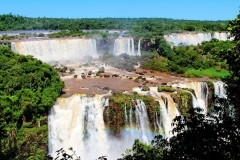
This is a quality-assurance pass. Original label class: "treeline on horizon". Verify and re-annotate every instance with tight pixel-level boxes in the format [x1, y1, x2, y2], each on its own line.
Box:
[0, 13, 228, 34]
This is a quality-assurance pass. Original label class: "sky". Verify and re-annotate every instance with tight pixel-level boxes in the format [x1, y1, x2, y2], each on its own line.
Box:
[0, 0, 239, 20]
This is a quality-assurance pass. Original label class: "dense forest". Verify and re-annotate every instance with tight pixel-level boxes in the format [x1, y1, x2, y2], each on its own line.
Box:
[0, 46, 64, 159]
[0, 14, 227, 35]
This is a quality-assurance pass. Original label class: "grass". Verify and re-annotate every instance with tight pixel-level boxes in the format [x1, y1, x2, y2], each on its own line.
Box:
[185, 68, 230, 79]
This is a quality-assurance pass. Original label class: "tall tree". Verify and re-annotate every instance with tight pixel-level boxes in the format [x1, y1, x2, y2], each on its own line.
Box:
[221, 13, 240, 119]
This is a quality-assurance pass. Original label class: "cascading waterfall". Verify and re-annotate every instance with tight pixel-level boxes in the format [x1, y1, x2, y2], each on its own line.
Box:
[49, 82, 225, 159]
[113, 37, 140, 56]
[48, 95, 108, 160]
[135, 100, 152, 142]
[49, 94, 160, 159]
[147, 87, 180, 137]
[173, 82, 209, 113]
[11, 39, 98, 62]
[164, 32, 231, 46]
[157, 98, 170, 137]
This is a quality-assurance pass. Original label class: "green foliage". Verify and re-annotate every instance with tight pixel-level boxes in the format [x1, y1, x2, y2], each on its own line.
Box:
[142, 56, 169, 72]
[158, 86, 176, 92]
[171, 89, 192, 116]
[122, 138, 166, 160]
[69, 68, 75, 74]
[133, 78, 139, 83]
[104, 92, 159, 134]
[141, 86, 150, 91]
[0, 46, 64, 159]
[0, 14, 227, 32]
[48, 30, 85, 38]
[142, 36, 233, 78]
[184, 68, 230, 79]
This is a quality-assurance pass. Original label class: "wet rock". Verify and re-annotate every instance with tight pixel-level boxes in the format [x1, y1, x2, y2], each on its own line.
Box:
[88, 71, 92, 75]
[131, 101, 136, 106]
[112, 74, 119, 77]
[81, 74, 86, 79]
[104, 74, 110, 78]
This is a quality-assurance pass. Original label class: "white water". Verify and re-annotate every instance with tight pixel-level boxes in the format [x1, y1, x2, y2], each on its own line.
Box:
[11, 39, 98, 62]
[114, 38, 140, 56]
[49, 94, 156, 160]
[49, 82, 225, 159]
[137, 39, 141, 56]
[164, 32, 231, 46]
[48, 95, 109, 160]
[143, 87, 180, 138]
[173, 82, 209, 113]
[213, 81, 226, 98]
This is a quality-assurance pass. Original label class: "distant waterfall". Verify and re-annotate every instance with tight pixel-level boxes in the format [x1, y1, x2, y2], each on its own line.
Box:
[11, 39, 98, 62]
[164, 32, 231, 46]
[137, 39, 141, 56]
[113, 38, 141, 56]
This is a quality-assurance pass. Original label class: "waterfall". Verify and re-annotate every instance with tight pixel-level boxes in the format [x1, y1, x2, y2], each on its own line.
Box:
[173, 82, 208, 113]
[113, 38, 136, 56]
[124, 103, 128, 124]
[187, 91, 201, 109]
[48, 95, 108, 160]
[212, 32, 230, 41]
[135, 100, 152, 142]
[49, 82, 225, 159]
[129, 105, 133, 128]
[137, 39, 141, 56]
[11, 39, 98, 62]
[49, 94, 156, 159]
[157, 94, 179, 138]
[164, 32, 230, 46]
[147, 87, 179, 138]
[213, 81, 226, 98]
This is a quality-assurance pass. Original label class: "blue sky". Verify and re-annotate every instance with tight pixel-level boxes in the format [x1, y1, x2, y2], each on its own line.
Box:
[0, 0, 239, 20]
